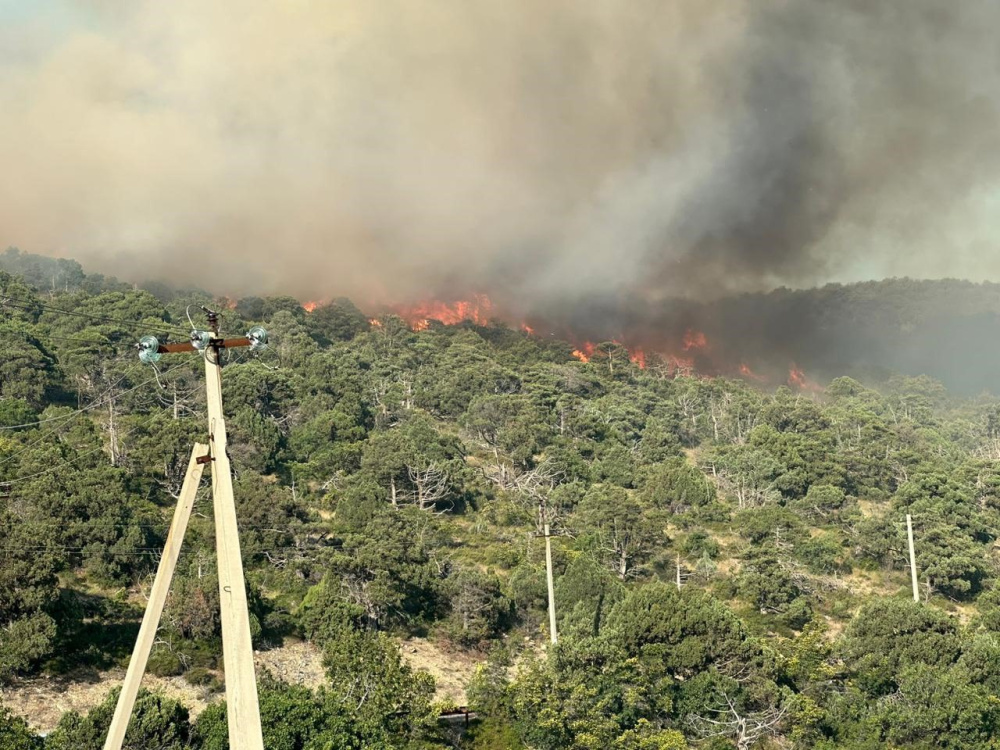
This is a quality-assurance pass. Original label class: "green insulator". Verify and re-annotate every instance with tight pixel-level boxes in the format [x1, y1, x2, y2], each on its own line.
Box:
[190, 330, 213, 350]
[138, 335, 162, 364]
[247, 326, 268, 351]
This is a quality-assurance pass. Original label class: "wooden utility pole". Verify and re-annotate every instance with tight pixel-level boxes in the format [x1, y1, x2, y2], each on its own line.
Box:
[907, 514, 920, 603]
[676, 553, 682, 590]
[104, 444, 207, 750]
[106, 313, 267, 750]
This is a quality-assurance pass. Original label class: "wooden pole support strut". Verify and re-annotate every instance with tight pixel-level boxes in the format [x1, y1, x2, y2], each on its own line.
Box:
[103, 443, 208, 750]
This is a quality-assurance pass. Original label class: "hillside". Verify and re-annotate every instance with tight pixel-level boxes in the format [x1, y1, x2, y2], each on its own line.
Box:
[2, 256, 1000, 748]
[536, 277, 1000, 395]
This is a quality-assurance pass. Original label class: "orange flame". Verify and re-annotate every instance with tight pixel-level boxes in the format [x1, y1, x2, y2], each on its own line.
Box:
[739, 363, 765, 382]
[683, 329, 709, 351]
[666, 354, 695, 376]
[788, 364, 822, 392]
[572, 341, 596, 363]
[289, 293, 822, 390]
[393, 294, 493, 330]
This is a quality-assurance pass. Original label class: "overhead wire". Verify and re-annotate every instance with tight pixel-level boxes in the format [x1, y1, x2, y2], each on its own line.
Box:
[4, 518, 334, 538]
[0, 544, 343, 558]
[0, 362, 186, 436]
[0, 421, 152, 485]
[0, 367, 140, 432]
[0, 294, 301, 566]
[26, 332, 122, 348]
[0, 337, 260, 440]
[0, 290, 203, 432]
[0, 362, 195, 472]
[0, 295, 192, 336]
[0, 340, 204, 436]
[0, 389, 206, 485]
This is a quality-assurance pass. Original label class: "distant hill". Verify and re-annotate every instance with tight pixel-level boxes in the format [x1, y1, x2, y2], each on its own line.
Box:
[689, 279, 1000, 395]
[5, 246, 1000, 393]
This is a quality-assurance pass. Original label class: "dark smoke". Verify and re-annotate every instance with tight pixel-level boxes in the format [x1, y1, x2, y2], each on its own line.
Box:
[0, 1, 998, 307]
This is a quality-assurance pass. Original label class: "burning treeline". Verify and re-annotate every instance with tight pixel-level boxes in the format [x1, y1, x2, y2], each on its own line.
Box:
[299, 278, 1000, 397]
[304, 293, 821, 390]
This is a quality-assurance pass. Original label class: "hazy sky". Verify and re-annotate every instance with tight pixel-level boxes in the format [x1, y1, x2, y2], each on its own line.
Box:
[1, 1, 999, 308]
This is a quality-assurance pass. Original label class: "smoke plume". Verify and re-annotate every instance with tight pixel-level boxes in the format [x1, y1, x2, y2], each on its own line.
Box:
[1, 0, 999, 309]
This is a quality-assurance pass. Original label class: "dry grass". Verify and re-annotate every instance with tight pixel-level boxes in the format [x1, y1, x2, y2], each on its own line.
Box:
[257, 639, 326, 689]
[3, 641, 326, 734]
[2, 636, 482, 732]
[399, 637, 482, 705]
[1, 668, 211, 734]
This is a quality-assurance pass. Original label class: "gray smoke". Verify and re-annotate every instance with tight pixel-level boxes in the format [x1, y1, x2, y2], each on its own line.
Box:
[1, 0, 998, 308]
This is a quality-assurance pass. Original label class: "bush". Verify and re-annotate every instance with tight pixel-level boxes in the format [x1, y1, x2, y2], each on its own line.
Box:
[147, 648, 184, 677]
[184, 667, 218, 687]
[680, 531, 720, 560]
[795, 534, 849, 575]
[442, 569, 513, 648]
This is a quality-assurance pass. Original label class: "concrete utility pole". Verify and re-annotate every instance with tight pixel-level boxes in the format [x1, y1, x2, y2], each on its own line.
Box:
[543, 504, 558, 645]
[203, 336, 264, 748]
[105, 311, 268, 750]
[907, 514, 920, 603]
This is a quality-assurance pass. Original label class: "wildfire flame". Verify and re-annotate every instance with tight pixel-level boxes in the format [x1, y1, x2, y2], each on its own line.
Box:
[294, 294, 821, 391]
[788, 363, 821, 392]
[667, 354, 695, 374]
[572, 341, 596, 363]
[739, 363, 765, 382]
[683, 329, 709, 351]
[393, 294, 493, 330]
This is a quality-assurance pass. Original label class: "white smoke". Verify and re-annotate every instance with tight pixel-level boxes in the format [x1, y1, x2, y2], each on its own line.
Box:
[1, 0, 998, 306]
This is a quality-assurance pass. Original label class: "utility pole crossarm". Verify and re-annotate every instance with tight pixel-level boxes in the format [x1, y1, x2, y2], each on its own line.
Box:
[156, 337, 251, 354]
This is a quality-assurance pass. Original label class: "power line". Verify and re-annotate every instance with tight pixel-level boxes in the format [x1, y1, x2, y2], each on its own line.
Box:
[11, 515, 331, 536]
[0, 367, 140, 432]
[0, 425, 147, 485]
[0, 544, 342, 558]
[0, 363, 194, 474]
[0, 336, 206, 433]
[14, 331, 123, 349]
[1, 296, 192, 336]
[30, 296, 191, 334]
[0, 368, 150, 438]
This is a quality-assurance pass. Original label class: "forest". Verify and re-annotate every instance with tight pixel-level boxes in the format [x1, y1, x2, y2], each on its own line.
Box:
[3, 249, 1000, 749]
